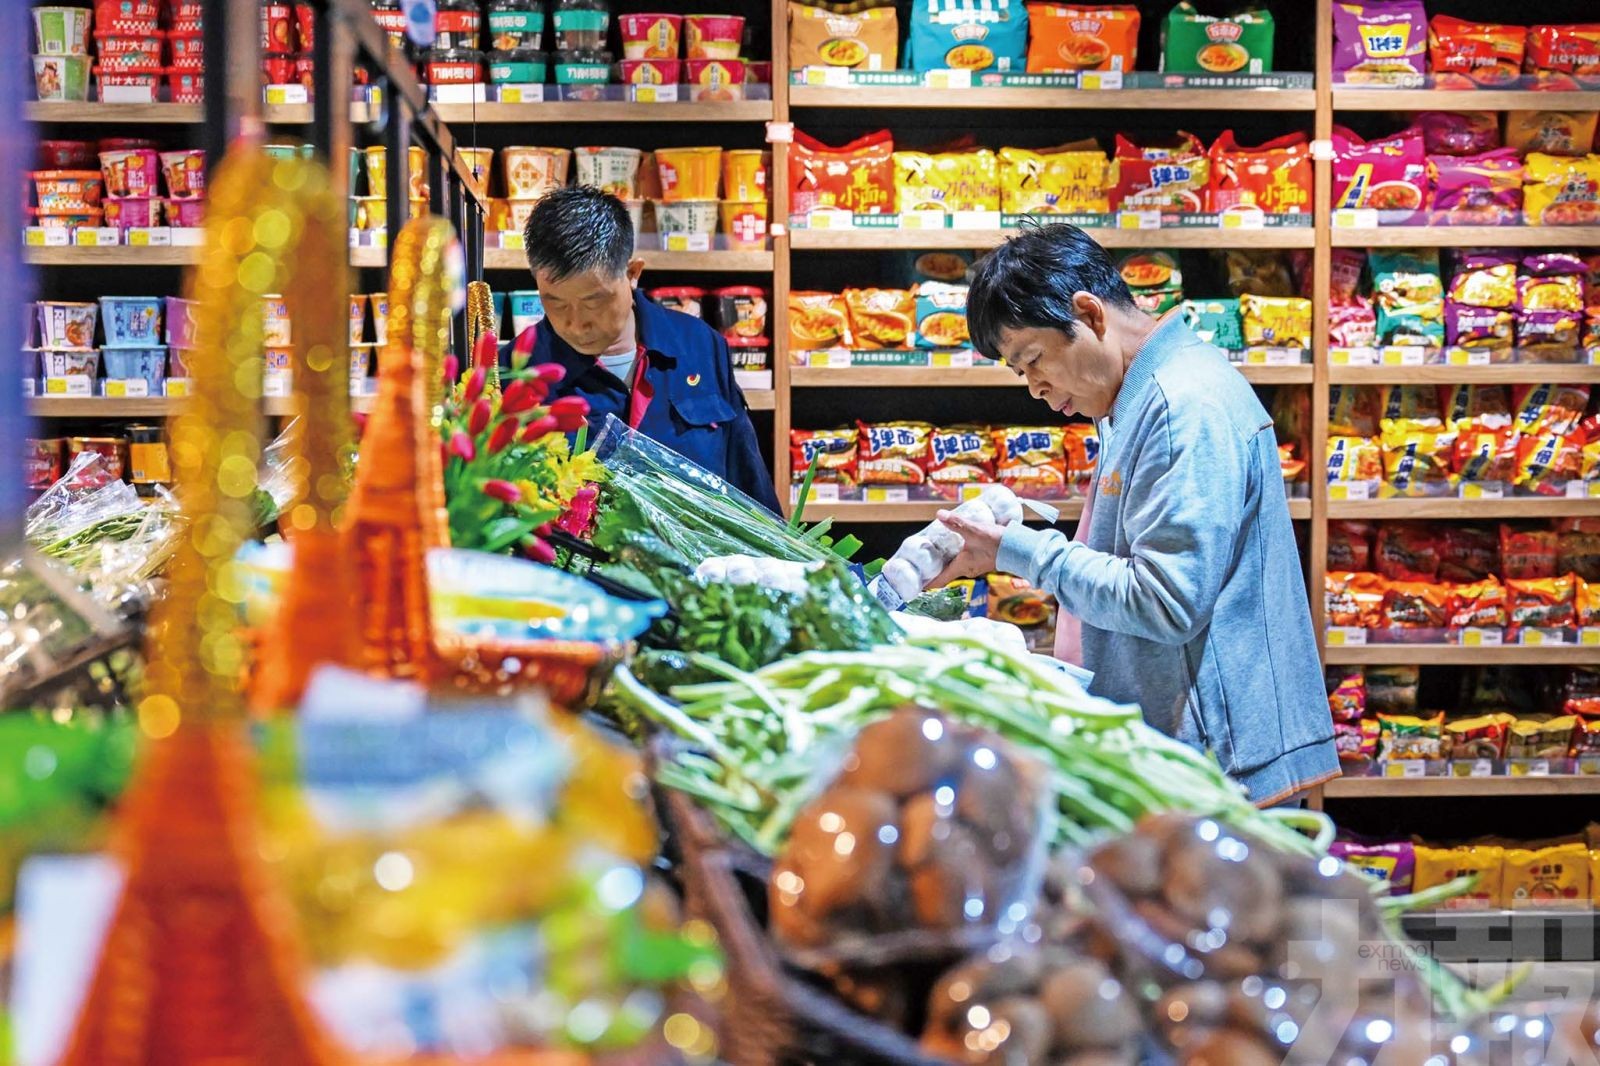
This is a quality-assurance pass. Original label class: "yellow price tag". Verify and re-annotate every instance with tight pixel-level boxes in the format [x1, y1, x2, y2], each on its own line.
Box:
[1524, 629, 1546, 646]
[1329, 484, 1349, 501]
[865, 487, 889, 503]
[105, 380, 127, 397]
[166, 380, 190, 398]
[44, 378, 67, 394]
[128, 230, 149, 246]
[1117, 213, 1144, 229]
[634, 86, 658, 103]
[266, 86, 289, 104]
[1460, 628, 1482, 646]
[809, 213, 832, 230]
[932, 351, 954, 367]
[1579, 629, 1599, 646]
[501, 87, 524, 103]
[1325, 629, 1346, 646]
[25, 230, 45, 246]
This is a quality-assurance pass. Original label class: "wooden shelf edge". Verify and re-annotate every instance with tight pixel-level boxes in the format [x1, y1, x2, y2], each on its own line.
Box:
[789, 86, 1316, 111]
[432, 100, 773, 123]
[1331, 226, 1600, 248]
[801, 498, 1086, 523]
[482, 247, 773, 272]
[25, 245, 201, 266]
[1333, 88, 1600, 112]
[1326, 497, 1600, 519]
[1323, 774, 1600, 798]
[791, 227, 1316, 251]
[1329, 364, 1600, 384]
[743, 390, 775, 410]
[1322, 644, 1600, 666]
[28, 395, 375, 417]
[790, 364, 1309, 387]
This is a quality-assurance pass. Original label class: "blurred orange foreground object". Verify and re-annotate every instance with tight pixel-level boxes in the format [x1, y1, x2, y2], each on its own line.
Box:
[58, 146, 349, 1065]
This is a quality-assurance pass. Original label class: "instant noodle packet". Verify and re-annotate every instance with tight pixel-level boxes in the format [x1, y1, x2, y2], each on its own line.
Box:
[788, 2, 898, 71]
[1514, 429, 1586, 495]
[893, 149, 1001, 213]
[1382, 422, 1455, 493]
[1111, 132, 1210, 212]
[1445, 713, 1514, 760]
[1118, 250, 1184, 315]
[1329, 839, 1415, 895]
[1328, 435, 1383, 484]
[1414, 844, 1502, 910]
[1576, 576, 1600, 627]
[1507, 716, 1579, 758]
[1418, 111, 1501, 156]
[1239, 293, 1311, 348]
[790, 427, 858, 485]
[994, 425, 1067, 498]
[1452, 421, 1517, 482]
[1526, 24, 1600, 85]
[1026, 4, 1139, 73]
[1506, 575, 1578, 629]
[1161, 2, 1274, 75]
[1333, 1, 1427, 84]
[857, 421, 933, 484]
[1207, 131, 1312, 215]
[790, 130, 895, 217]
[1328, 520, 1375, 572]
[1383, 582, 1453, 628]
[1512, 382, 1591, 435]
[1506, 111, 1600, 158]
[1334, 719, 1381, 768]
[1326, 570, 1387, 628]
[1448, 252, 1517, 308]
[915, 283, 970, 349]
[1378, 711, 1446, 758]
[1501, 524, 1558, 580]
[788, 291, 853, 350]
[843, 287, 916, 349]
[1332, 125, 1426, 219]
[1327, 666, 1367, 722]
[1502, 843, 1590, 908]
[1429, 148, 1523, 225]
[907, 0, 1028, 73]
[1376, 521, 1441, 581]
[1371, 248, 1444, 346]
[1446, 301, 1514, 349]
[1440, 524, 1501, 581]
[1330, 384, 1381, 436]
[1519, 252, 1588, 312]
[1221, 249, 1296, 297]
[929, 425, 996, 484]
[1449, 580, 1508, 629]
[997, 145, 1112, 214]
[1181, 299, 1243, 350]
[1380, 384, 1445, 428]
[1428, 15, 1525, 86]
[1368, 664, 1421, 712]
[1062, 423, 1100, 483]
[1523, 153, 1600, 225]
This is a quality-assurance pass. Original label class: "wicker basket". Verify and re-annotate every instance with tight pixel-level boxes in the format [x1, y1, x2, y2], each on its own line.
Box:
[651, 778, 954, 1066]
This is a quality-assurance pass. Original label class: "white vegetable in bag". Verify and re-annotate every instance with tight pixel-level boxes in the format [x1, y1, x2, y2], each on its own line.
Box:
[882, 558, 923, 603]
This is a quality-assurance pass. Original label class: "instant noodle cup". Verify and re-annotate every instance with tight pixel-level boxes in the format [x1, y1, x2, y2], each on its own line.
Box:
[99, 296, 162, 347]
[487, 47, 547, 83]
[94, 66, 162, 98]
[102, 347, 167, 388]
[507, 291, 543, 333]
[746, 60, 772, 84]
[165, 297, 197, 348]
[35, 302, 98, 349]
[685, 14, 744, 60]
[623, 199, 645, 238]
[502, 145, 571, 199]
[348, 293, 368, 345]
[722, 149, 768, 202]
[506, 197, 540, 232]
[719, 200, 768, 250]
[487, 197, 512, 232]
[354, 196, 386, 231]
[33, 55, 90, 101]
[92, 31, 163, 63]
[371, 293, 389, 345]
[27, 208, 101, 229]
[711, 286, 768, 342]
[37, 348, 101, 379]
[32, 169, 103, 212]
[1026, 4, 1139, 73]
[573, 146, 642, 199]
[1523, 153, 1600, 225]
[159, 149, 206, 198]
[261, 295, 292, 347]
[788, 2, 897, 71]
[655, 146, 721, 202]
[685, 58, 745, 101]
[649, 287, 707, 319]
[165, 196, 204, 227]
[99, 148, 160, 198]
[169, 31, 204, 69]
[363, 145, 430, 199]
[619, 13, 681, 60]
[455, 146, 493, 198]
[1428, 15, 1524, 87]
[33, 7, 92, 55]
[619, 58, 679, 84]
[654, 199, 718, 239]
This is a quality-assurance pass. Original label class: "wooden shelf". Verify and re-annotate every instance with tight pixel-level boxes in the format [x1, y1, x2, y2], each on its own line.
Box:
[799, 498, 1085, 523]
[1333, 88, 1600, 112]
[1326, 497, 1600, 519]
[482, 247, 773, 273]
[24, 101, 342, 124]
[744, 390, 774, 410]
[351, 246, 386, 269]
[1323, 775, 1600, 799]
[790, 364, 1310, 387]
[790, 227, 1315, 251]
[790, 86, 1315, 111]
[1323, 644, 1600, 666]
[1329, 364, 1600, 384]
[1331, 226, 1600, 248]
[432, 100, 772, 124]
[29, 396, 374, 417]
[25, 244, 201, 267]
[1287, 498, 1311, 520]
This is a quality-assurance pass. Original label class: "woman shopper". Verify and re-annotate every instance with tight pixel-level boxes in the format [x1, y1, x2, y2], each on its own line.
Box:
[932, 225, 1338, 806]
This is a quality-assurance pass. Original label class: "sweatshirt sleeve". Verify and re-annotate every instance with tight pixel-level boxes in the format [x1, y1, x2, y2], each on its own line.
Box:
[996, 395, 1249, 645]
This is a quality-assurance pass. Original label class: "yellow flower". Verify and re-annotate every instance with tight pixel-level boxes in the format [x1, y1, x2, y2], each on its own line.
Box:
[555, 450, 605, 500]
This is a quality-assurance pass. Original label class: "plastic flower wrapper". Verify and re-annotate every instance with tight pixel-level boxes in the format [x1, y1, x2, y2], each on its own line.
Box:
[254, 674, 721, 1058]
[440, 331, 600, 563]
[250, 416, 311, 530]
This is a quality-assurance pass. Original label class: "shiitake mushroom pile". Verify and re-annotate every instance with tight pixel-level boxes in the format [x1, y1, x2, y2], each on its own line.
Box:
[770, 708, 1051, 955]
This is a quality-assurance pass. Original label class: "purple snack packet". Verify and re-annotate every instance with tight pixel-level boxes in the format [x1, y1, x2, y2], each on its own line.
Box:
[1428, 148, 1523, 225]
[1517, 307, 1583, 349]
[1333, 1, 1428, 84]
[1521, 251, 1589, 278]
[1330, 838, 1416, 895]
[1445, 299, 1514, 348]
[1418, 111, 1502, 156]
[1448, 251, 1517, 307]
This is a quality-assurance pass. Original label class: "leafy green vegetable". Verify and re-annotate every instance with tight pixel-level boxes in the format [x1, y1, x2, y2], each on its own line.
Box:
[902, 585, 970, 622]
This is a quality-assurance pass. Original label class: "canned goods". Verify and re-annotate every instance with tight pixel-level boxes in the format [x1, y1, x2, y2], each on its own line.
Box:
[126, 423, 170, 489]
[434, 0, 482, 50]
[712, 286, 769, 343]
[424, 47, 484, 85]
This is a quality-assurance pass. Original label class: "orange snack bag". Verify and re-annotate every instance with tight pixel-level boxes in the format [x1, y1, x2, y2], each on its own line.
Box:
[1062, 423, 1100, 483]
[1326, 571, 1387, 629]
[1382, 581, 1452, 628]
[788, 291, 852, 350]
[1026, 4, 1140, 73]
[1428, 15, 1525, 86]
[790, 129, 895, 217]
[1452, 421, 1517, 483]
[1380, 421, 1455, 492]
[842, 288, 916, 349]
[1207, 131, 1314, 215]
[994, 425, 1067, 499]
[1514, 429, 1586, 496]
[1525, 24, 1600, 83]
[1112, 132, 1210, 212]
[1506, 574, 1578, 629]
[1449, 577, 1508, 628]
[856, 421, 932, 485]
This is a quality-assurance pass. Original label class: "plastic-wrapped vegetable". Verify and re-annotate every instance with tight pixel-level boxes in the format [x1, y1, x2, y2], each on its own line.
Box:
[872, 484, 1026, 607]
[770, 709, 1054, 967]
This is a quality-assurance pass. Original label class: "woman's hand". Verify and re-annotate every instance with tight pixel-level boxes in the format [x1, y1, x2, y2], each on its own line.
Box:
[929, 510, 1005, 587]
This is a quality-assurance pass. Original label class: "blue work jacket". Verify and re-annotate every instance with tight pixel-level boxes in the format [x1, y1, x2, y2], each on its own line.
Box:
[523, 291, 781, 513]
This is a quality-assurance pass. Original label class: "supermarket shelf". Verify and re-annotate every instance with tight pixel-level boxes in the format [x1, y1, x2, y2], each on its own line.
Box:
[1322, 644, 1600, 666]
[482, 247, 773, 272]
[1326, 497, 1600, 519]
[29, 396, 375, 417]
[800, 499, 1085, 523]
[1323, 775, 1600, 798]
[790, 364, 1309, 387]
[1329, 364, 1600, 384]
[351, 246, 386, 269]
[1331, 226, 1600, 248]
[24, 101, 340, 124]
[1287, 498, 1311, 520]
[1333, 88, 1600, 112]
[791, 227, 1316, 251]
[25, 245, 201, 267]
[432, 101, 772, 124]
[1400, 910, 1599, 964]
[790, 86, 1316, 111]
[744, 390, 774, 411]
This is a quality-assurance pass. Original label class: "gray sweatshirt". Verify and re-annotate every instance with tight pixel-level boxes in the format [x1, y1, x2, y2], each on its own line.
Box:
[997, 313, 1339, 804]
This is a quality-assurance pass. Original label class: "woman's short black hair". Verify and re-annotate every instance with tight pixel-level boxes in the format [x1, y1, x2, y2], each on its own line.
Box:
[523, 185, 634, 282]
[966, 224, 1136, 359]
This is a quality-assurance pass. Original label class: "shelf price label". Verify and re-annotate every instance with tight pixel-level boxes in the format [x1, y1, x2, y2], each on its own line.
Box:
[1565, 479, 1600, 498]
[663, 233, 712, 252]
[1323, 627, 1367, 646]
[629, 84, 678, 103]
[1079, 71, 1123, 90]
[930, 350, 974, 368]
[1332, 208, 1379, 228]
[263, 370, 292, 397]
[863, 486, 909, 504]
[1327, 481, 1371, 501]
[1384, 760, 1426, 778]
[1580, 628, 1600, 646]
[43, 375, 92, 396]
[164, 379, 192, 398]
[1457, 626, 1502, 646]
[926, 69, 973, 90]
[1445, 347, 1492, 367]
[1380, 346, 1425, 366]
[792, 483, 839, 505]
[959, 484, 986, 502]
[1116, 210, 1161, 230]
[1328, 347, 1373, 366]
[1510, 759, 1552, 777]
[1459, 481, 1504, 500]
[1219, 208, 1265, 230]
[102, 379, 149, 398]
[495, 85, 546, 104]
[1463, 759, 1495, 778]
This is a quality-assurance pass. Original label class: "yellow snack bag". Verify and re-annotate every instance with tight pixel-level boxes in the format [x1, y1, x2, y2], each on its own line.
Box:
[1326, 435, 1383, 483]
[1523, 153, 1600, 225]
[1501, 843, 1590, 908]
[894, 149, 1001, 213]
[1413, 844, 1502, 910]
[1239, 293, 1312, 348]
[1381, 422, 1455, 492]
[998, 145, 1112, 214]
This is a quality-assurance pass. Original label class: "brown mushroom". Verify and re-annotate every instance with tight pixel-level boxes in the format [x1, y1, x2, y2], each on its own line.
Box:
[770, 785, 899, 946]
[1038, 958, 1141, 1050]
[839, 708, 963, 799]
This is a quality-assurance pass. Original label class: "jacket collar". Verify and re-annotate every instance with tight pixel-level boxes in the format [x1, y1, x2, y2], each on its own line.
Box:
[1109, 309, 1192, 428]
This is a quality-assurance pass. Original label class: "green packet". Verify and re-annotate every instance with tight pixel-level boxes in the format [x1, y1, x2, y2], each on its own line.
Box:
[1182, 298, 1244, 350]
[1161, 3, 1275, 75]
